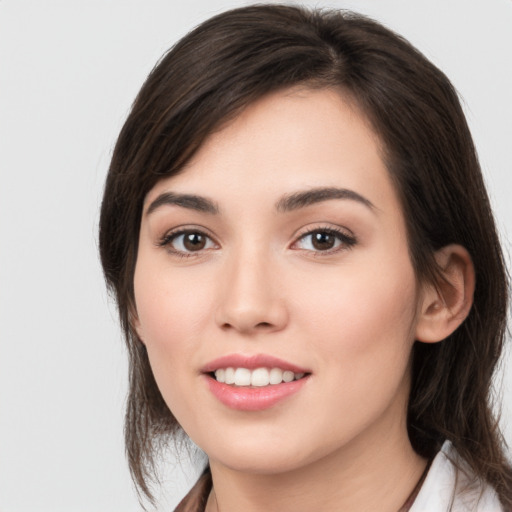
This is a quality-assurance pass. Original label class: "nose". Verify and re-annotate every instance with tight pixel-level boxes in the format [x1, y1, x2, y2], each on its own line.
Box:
[214, 249, 289, 335]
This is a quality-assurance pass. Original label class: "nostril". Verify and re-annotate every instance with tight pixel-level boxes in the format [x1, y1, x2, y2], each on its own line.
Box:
[221, 321, 272, 330]
[220, 320, 274, 332]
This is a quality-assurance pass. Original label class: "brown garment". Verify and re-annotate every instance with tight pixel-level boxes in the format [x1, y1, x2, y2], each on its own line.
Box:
[397, 459, 432, 512]
[173, 461, 431, 512]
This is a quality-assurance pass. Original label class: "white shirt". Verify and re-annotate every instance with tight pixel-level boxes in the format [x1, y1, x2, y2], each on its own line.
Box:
[410, 441, 503, 511]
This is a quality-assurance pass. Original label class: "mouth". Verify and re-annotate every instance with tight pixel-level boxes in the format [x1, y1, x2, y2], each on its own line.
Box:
[202, 354, 311, 411]
[210, 367, 307, 387]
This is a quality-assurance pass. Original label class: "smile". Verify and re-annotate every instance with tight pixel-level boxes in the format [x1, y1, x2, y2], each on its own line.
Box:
[202, 354, 311, 411]
[213, 367, 306, 387]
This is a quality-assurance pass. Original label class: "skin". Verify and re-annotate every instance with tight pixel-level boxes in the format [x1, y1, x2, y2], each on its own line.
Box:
[133, 88, 471, 511]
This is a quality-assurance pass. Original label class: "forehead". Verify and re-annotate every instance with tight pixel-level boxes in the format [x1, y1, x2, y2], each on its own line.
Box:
[144, 87, 397, 216]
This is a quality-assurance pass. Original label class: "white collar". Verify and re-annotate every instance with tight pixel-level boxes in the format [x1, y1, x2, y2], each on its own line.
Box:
[410, 440, 502, 511]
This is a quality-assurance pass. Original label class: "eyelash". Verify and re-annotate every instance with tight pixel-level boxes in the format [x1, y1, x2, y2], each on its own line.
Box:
[292, 226, 357, 255]
[157, 228, 218, 259]
[157, 226, 357, 258]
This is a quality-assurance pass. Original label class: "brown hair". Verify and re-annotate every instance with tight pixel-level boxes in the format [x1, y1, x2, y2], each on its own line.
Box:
[99, 4, 512, 506]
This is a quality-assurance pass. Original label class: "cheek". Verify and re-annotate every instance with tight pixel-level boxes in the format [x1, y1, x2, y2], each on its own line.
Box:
[133, 260, 219, 428]
[292, 250, 419, 372]
[133, 257, 214, 378]
[135, 273, 210, 344]
[281, 253, 419, 448]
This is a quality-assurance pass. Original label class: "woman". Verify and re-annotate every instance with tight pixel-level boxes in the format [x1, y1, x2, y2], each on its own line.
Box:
[99, 4, 511, 511]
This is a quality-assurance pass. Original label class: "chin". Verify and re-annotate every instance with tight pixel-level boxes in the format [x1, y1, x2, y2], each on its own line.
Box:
[212, 449, 312, 475]
[197, 426, 337, 476]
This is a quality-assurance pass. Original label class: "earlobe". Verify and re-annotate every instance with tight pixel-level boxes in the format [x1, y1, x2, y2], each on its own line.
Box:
[415, 244, 475, 343]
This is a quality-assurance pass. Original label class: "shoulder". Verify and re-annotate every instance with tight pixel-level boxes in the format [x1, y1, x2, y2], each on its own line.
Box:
[410, 441, 504, 512]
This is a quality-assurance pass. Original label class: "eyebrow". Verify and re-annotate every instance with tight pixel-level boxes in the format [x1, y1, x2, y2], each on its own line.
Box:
[146, 192, 219, 215]
[145, 186, 376, 216]
[275, 187, 376, 213]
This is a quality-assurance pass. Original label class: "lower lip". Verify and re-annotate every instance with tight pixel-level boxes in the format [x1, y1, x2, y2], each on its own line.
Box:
[204, 375, 309, 411]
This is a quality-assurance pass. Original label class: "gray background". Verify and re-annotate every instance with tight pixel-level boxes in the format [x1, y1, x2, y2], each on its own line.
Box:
[1, 0, 511, 510]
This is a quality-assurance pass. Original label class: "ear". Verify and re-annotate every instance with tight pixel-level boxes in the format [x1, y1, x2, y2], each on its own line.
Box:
[415, 244, 475, 343]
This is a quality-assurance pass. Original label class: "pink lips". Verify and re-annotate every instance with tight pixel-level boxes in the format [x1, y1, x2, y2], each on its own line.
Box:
[202, 354, 309, 374]
[202, 354, 310, 411]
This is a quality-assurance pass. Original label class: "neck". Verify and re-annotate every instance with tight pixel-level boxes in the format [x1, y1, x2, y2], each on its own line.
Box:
[206, 398, 427, 512]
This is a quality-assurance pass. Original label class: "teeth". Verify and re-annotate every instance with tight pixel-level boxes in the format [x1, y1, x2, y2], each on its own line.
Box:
[282, 370, 294, 383]
[215, 368, 225, 383]
[234, 368, 251, 386]
[269, 368, 283, 385]
[251, 368, 269, 387]
[225, 367, 235, 384]
[213, 367, 306, 386]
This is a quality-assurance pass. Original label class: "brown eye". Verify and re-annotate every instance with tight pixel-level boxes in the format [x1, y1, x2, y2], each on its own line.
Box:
[164, 230, 216, 254]
[294, 228, 356, 253]
[183, 232, 207, 251]
[311, 231, 336, 250]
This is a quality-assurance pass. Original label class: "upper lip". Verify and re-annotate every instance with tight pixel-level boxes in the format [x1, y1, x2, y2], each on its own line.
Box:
[201, 354, 310, 374]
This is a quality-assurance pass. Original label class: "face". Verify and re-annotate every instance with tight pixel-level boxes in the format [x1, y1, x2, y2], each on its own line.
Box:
[134, 88, 424, 475]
